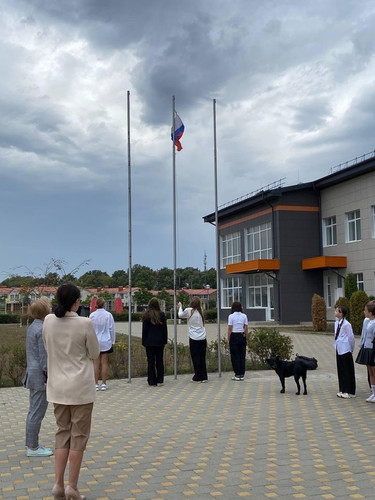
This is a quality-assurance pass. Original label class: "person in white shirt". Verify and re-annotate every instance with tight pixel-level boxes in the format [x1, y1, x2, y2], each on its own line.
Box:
[355, 301, 375, 402]
[178, 297, 208, 383]
[227, 302, 248, 381]
[89, 298, 116, 391]
[334, 305, 355, 399]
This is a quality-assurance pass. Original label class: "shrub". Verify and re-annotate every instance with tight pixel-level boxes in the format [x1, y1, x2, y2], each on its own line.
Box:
[111, 311, 142, 322]
[0, 314, 20, 324]
[345, 273, 358, 300]
[311, 294, 327, 331]
[335, 296, 350, 321]
[247, 328, 293, 368]
[0, 344, 26, 386]
[349, 290, 369, 334]
[204, 309, 217, 322]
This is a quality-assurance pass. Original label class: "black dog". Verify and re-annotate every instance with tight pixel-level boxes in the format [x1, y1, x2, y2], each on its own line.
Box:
[266, 355, 318, 395]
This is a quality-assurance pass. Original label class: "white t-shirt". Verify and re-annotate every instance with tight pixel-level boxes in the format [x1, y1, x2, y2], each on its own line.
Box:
[178, 306, 206, 340]
[228, 311, 248, 332]
[89, 308, 116, 351]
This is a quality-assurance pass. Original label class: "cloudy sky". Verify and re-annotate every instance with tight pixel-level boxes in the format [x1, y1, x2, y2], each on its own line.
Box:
[2, 0, 375, 280]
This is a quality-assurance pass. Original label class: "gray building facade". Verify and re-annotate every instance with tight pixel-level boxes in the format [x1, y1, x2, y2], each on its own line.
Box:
[204, 153, 375, 324]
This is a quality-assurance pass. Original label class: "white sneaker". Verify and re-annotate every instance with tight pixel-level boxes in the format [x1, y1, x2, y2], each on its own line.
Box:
[337, 392, 343, 398]
[348, 394, 356, 398]
[231, 376, 241, 381]
[341, 393, 350, 399]
[366, 394, 375, 402]
[95, 384, 99, 391]
[101, 384, 107, 391]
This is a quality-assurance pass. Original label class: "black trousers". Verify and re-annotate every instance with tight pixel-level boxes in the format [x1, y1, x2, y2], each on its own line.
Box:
[229, 333, 247, 376]
[336, 351, 356, 395]
[145, 346, 165, 386]
[189, 338, 208, 382]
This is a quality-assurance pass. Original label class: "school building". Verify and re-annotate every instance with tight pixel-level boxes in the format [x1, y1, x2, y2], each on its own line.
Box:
[203, 152, 375, 324]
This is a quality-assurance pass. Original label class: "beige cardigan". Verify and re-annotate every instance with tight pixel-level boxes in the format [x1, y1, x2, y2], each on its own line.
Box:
[43, 312, 100, 405]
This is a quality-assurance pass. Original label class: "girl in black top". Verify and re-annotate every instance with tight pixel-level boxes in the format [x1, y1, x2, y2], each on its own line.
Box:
[142, 298, 168, 386]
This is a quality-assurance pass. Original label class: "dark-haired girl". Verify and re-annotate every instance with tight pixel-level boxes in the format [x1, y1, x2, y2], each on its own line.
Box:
[227, 302, 248, 381]
[356, 301, 375, 402]
[142, 298, 168, 386]
[334, 305, 355, 399]
[43, 284, 99, 500]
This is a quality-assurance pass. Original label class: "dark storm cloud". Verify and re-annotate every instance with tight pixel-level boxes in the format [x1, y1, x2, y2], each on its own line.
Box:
[2, 0, 375, 275]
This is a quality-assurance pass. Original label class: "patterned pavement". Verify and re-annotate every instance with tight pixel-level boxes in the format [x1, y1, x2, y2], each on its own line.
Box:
[1, 329, 375, 499]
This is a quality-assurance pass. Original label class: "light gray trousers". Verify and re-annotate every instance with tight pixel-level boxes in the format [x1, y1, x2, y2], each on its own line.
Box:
[25, 389, 48, 448]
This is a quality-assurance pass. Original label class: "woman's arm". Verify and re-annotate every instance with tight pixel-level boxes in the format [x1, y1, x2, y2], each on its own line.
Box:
[178, 304, 191, 319]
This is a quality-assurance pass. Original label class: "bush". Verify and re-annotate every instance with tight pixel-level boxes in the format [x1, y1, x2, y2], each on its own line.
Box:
[0, 344, 26, 386]
[0, 314, 20, 324]
[247, 328, 293, 368]
[204, 309, 217, 322]
[111, 311, 142, 322]
[311, 294, 327, 331]
[345, 273, 358, 300]
[349, 290, 369, 334]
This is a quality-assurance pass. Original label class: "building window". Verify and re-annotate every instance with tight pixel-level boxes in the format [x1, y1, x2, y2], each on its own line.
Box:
[372, 206, 375, 239]
[221, 232, 241, 268]
[322, 216, 337, 246]
[337, 275, 343, 289]
[325, 275, 332, 308]
[247, 273, 273, 308]
[245, 222, 272, 260]
[355, 273, 364, 291]
[345, 210, 361, 242]
[221, 277, 242, 308]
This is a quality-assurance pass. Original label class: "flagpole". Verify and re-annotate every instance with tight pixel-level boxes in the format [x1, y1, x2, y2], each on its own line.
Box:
[172, 96, 178, 379]
[213, 98, 222, 376]
[127, 90, 132, 383]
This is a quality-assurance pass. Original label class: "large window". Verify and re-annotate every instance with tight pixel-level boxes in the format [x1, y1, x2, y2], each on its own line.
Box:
[221, 277, 242, 308]
[322, 216, 337, 246]
[247, 273, 273, 308]
[221, 232, 241, 268]
[345, 210, 361, 242]
[325, 275, 332, 308]
[355, 273, 364, 291]
[245, 222, 272, 260]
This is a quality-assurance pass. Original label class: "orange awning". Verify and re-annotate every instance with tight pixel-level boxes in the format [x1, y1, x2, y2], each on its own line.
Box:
[302, 256, 347, 270]
[226, 259, 280, 274]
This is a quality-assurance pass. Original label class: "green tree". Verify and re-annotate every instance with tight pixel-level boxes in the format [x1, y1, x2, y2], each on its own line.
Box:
[176, 290, 190, 308]
[111, 270, 128, 287]
[349, 290, 369, 334]
[345, 273, 358, 300]
[205, 268, 217, 289]
[78, 270, 111, 288]
[157, 289, 172, 308]
[156, 267, 174, 289]
[132, 265, 157, 289]
[133, 288, 154, 309]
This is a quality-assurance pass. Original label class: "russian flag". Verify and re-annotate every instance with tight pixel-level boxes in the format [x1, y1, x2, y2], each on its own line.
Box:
[171, 113, 184, 151]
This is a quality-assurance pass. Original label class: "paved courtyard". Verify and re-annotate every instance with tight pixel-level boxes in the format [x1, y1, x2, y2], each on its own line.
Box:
[1, 327, 375, 499]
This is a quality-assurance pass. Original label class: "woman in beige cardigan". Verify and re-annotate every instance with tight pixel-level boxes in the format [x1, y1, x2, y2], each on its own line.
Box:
[43, 284, 99, 500]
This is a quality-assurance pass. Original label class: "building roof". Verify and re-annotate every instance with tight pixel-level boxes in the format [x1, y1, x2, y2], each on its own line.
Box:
[203, 152, 375, 223]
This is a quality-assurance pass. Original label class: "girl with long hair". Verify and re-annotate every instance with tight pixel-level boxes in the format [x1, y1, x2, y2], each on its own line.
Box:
[178, 297, 208, 382]
[142, 298, 168, 386]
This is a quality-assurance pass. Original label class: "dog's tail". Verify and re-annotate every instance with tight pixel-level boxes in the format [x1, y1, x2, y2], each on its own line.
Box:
[295, 354, 318, 370]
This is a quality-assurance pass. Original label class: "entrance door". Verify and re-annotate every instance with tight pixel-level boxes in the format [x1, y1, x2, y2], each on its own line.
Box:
[266, 285, 274, 321]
